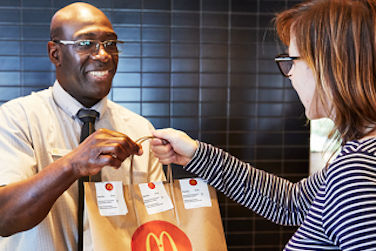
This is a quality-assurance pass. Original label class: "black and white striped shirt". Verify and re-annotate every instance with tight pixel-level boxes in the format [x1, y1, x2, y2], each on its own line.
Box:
[184, 139, 376, 250]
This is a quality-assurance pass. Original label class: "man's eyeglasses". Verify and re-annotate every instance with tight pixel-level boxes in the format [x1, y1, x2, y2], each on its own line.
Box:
[275, 54, 300, 77]
[52, 39, 125, 55]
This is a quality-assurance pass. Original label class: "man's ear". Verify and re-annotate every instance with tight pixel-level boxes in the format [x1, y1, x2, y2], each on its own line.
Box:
[48, 41, 61, 67]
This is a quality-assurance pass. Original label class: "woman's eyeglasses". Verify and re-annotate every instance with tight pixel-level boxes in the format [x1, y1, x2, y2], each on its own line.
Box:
[275, 54, 300, 77]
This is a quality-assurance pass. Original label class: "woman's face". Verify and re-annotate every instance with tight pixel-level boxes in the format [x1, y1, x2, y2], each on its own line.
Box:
[288, 36, 328, 119]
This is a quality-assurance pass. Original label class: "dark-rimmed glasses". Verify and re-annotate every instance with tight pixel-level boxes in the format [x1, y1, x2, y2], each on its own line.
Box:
[275, 54, 300, 77]
[52, 39, 125, 55]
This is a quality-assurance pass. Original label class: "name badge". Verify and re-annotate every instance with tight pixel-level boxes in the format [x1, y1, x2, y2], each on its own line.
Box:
[179, 178, 212, 209]
[95, 181, 128, 216]
[139, 181, 173, 215]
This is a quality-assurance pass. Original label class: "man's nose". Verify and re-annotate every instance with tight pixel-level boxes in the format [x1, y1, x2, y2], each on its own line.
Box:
[92, 44, 111, 61]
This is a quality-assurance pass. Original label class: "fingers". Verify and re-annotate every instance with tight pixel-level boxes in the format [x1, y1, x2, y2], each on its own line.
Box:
[150, 139, 176, 165]
[69, 129, 151, 178]
[136, 147, 143, 156]
[150, 141, 172, 156]
[95, 154, 123, 168]
[96, 133, 141, 163]
[150, 146, 176, 164]
[152, 128, 176, 143]
[150, 137, 167, 147]
[97, 142, 140, 162]
[152, 128, 198, 158]
[74, 129, 144, 172]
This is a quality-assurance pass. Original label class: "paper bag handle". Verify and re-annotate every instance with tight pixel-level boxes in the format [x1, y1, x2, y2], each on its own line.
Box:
[129, 136, 180, 226]
[129, 136, 171, 184]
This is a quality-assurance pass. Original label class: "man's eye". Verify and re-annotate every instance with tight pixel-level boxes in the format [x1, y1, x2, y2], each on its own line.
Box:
[105, 41, 116, 47]
[77, 40, 94, 47]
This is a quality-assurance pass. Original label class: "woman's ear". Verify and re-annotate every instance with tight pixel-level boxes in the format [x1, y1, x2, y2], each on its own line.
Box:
[47, 41, 61, 67]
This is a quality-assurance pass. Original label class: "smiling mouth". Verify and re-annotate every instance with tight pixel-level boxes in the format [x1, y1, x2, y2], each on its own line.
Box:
[88, 70, 110, 77]
[86, 70, 114, 81]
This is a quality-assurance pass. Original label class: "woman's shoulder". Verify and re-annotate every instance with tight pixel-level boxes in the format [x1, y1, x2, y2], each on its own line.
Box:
[326, 138, 376, 186]
[333, 137, 376, 162]
[323, 139, 376, 249]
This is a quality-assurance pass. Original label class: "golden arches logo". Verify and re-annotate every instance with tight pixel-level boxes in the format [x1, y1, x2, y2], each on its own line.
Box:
[131, 220, 192, 251]
[146, 231, 177, 251]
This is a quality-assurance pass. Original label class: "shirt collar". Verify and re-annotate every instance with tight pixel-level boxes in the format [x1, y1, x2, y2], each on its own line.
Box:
[52, 80, 107, 120]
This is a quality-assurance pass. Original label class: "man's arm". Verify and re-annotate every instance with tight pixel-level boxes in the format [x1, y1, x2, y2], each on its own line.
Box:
[0, 128, 141, 237]
[0, 157, 76, 236]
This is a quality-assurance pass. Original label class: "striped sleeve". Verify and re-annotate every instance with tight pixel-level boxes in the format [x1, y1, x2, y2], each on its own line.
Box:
[184, 142, 325, 226]
[323, 151, 376, 250]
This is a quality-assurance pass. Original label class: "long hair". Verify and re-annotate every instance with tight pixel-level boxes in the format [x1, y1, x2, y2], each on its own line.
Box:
[276, 0, 376, 144]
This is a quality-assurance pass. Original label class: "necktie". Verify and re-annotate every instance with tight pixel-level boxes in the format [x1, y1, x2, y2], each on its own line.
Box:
[77, 108, 99, 251]
[78, 109, 99, 143]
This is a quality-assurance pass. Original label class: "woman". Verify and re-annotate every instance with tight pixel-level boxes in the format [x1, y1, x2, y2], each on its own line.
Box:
[151, 0, 376, 250]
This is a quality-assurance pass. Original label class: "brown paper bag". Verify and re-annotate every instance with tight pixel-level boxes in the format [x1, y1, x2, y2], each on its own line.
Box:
[84, 176, 227, 250]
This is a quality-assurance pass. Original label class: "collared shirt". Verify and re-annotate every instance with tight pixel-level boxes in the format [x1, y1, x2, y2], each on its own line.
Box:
[0, 81, 164, 251]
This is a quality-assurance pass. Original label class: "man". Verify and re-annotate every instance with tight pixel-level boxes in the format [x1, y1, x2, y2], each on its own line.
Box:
[0, 3, 164, 250]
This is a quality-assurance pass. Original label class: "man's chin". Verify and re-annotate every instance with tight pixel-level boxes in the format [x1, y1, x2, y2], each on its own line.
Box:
[84, 84, 111, 99]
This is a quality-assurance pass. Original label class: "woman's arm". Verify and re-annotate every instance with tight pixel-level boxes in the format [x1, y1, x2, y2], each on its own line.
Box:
[151, 128, 326, 226]
[186, 142, 326, 226]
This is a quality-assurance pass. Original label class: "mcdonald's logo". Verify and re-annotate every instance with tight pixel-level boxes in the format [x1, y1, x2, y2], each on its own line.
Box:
[146, 231, 177, 251]
[105, 183, 113, 191]
[131, 220, 192, 251]
[189, 179, 197, 186]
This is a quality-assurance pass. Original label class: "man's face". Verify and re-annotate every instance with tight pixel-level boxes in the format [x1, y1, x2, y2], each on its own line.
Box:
[56, 17, 118, 107]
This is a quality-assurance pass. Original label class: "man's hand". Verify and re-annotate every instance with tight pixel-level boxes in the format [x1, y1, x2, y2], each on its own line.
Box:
[65, 128, 142, 178]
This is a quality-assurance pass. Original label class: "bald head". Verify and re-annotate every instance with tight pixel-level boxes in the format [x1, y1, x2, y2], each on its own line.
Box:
[48, 2, 119, 107]
[50, 2, 113, 40]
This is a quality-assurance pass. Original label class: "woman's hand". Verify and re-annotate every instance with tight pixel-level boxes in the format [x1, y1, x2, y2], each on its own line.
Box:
[151, 128, 198, 166]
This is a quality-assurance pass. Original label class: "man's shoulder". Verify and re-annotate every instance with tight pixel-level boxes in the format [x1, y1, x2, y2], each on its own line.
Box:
[0, 88, 53, 118]
[1, 88, 52, 109]
[106, 99, 152, 124]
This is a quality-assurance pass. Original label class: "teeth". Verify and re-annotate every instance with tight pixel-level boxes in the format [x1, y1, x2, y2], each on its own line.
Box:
[89, 71, 108, 77]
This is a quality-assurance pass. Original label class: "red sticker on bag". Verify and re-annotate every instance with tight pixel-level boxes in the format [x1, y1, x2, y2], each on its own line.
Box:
[131, 220, 192, 251]
[105, 183, 113, 191]
[189, 179, 197, 186]
[148, 182, 156, 189]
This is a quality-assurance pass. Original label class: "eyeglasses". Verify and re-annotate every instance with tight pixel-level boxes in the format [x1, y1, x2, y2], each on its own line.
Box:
[275, 54, 300, 77]
[52, 39, 125, 55]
